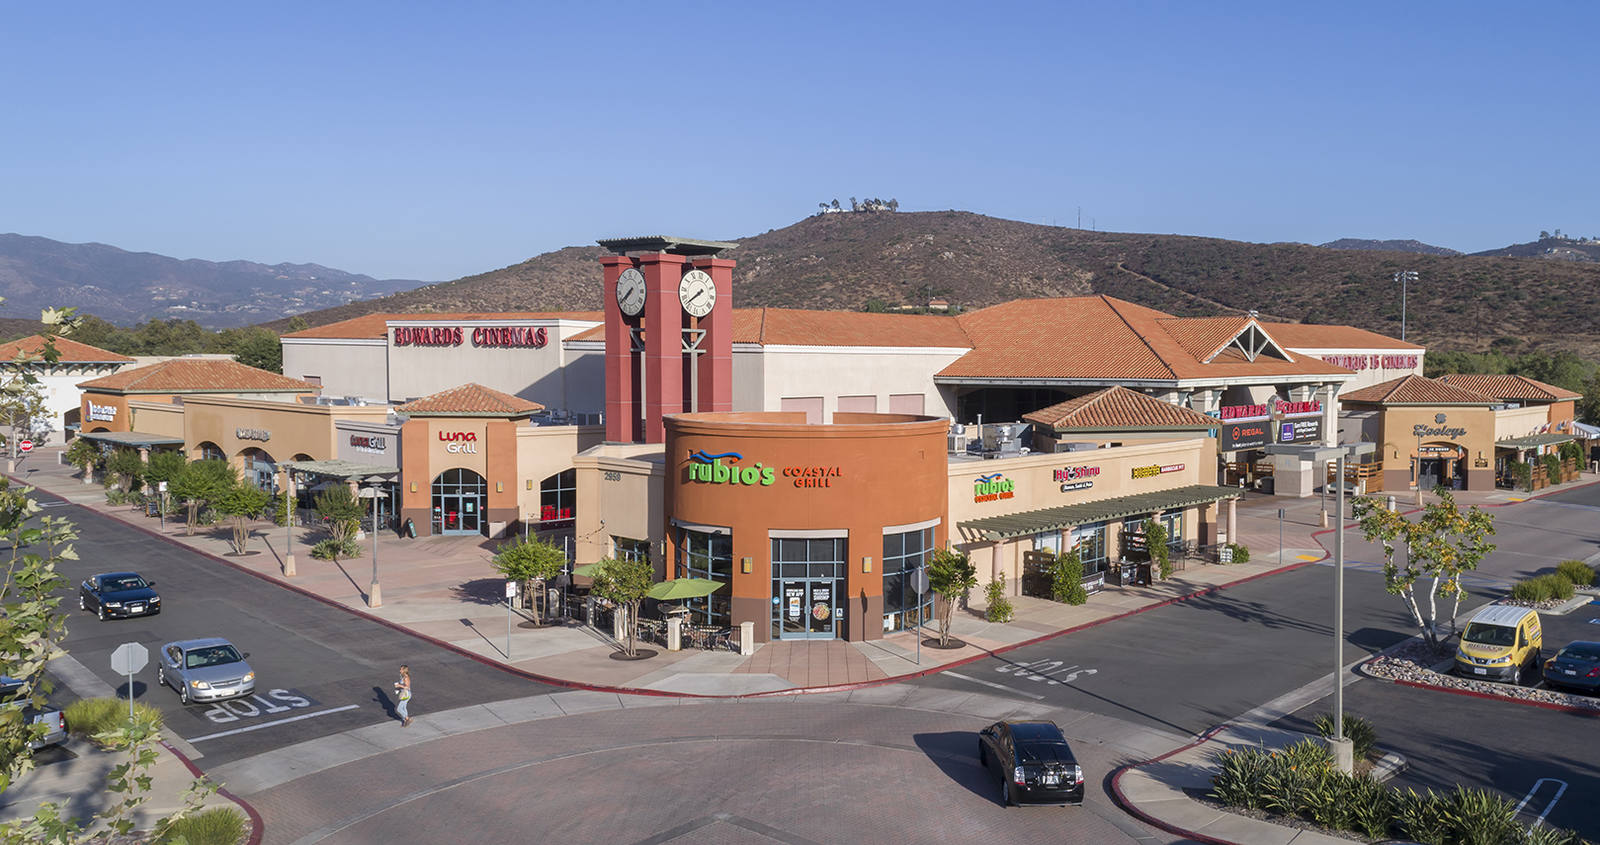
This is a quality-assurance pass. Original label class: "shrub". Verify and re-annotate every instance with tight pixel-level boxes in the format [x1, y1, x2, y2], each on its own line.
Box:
[1544, 573, 1576, 601]
[1542, 452, 1563, 484]
[1440, 785, 1519, 845]
[1525, 825, 1590, 845]
[1226, 542, 1250, 563]
[64, 697, 164, 747]
[156, 806, 248, 845]
[1394, 787, 1450, 845]
[1511, 578, 1550, 602]
[1051, 550, 1088, 605]
[1556, 559, 1596, 587]
[310, 538, 361, 561]
[1209, 745, 1273, 810]
[1143, 518, 1172, 580]
[1312, 712, 1378, 761]
[1346, 775, 1394, 839]
[984, 574, 1014, 623]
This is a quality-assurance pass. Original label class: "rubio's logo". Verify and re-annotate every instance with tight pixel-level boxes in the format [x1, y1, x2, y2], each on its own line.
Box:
[688, 450, 775, 487]
[439, 431, 479, 454]
[974, 472, 1014, 502]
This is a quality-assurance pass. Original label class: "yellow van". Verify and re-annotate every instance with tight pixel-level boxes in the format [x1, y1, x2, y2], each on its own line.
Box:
[1454, 605, 1542, 685]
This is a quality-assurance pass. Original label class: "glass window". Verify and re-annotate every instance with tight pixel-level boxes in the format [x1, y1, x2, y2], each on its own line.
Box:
[882, 527, 934, 633]
[1070, 522, 1108, 575]
[614, 537, 650, 563]
[197, 442, 226, 462]
[1160, 509, 1184, 551]
[432, 468, 487, 534]
[1032, 531, 1062, 554]
[771, 536, 846, 638]
[677, 529, 732, 626]
[539, 469, 576, 527]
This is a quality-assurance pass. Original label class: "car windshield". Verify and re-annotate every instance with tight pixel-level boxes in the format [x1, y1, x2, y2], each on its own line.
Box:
[1463, 623, 1516, 646]
[184, 646, 243, 669]
[105, 576, 147, 591]
[1559, 645, 1600, 662]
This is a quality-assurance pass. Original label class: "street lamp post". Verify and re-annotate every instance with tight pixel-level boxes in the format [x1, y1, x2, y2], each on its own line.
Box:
[283, 471, 296, 577]
[360, 483, 388, 608]
[1394, 270, 1418, 341]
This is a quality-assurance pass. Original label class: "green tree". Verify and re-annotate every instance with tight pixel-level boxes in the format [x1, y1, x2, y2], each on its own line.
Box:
[489, 537, 567, 625]
[219, 326, 283, 373]
[287, 315, 310, 333]
[213, 480, 271, 555]
[1143, 518, 1172, 580]
[104, 448, 145, 494]
[589, 557, 652, 657]
[1051, 548, 1088, 605]
[65, 438, 101, 481]
[0, 377, 48, 466]
[168, 459, 237, 535]
[1353, 488, 1497, 651]
[1579, 369, 1600, 424]
[314, 484, 364, 547]
[927, 547, 977, 647]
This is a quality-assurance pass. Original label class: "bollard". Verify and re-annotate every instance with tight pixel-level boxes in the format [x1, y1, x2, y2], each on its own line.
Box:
[667, 617, 683, 651]
[1387, 495, 1396, 512]
[739, 621, 755, 656]
[613, 609, 627, 643]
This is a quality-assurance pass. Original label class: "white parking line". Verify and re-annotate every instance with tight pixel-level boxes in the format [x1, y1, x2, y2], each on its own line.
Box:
[1512, 778, 1568, 827]
[944, 671, 1046, 700]
[187, 704, 360, 743]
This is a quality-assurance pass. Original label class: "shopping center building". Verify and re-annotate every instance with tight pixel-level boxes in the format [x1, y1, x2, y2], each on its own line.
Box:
[70, 233, 1455, 643]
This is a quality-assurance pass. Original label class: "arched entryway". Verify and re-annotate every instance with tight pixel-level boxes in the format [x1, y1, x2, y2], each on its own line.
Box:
[432, 468, 487, 535]
[240, 447, 278, 492]
[1418, 442, 1466, 490]
[196, 441, 226, 462]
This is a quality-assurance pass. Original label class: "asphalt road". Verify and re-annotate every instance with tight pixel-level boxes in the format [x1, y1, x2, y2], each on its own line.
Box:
[1273, 680, 1600, 839]
[911, 563, 1418, 737]
[42, 494, 562, 767]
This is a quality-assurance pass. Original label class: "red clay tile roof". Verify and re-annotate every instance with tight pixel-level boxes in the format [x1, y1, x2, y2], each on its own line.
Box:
[941, 296, 1349, 381]
[1155, 316, 1254, 363]
[564, 308, 969, 348]
[1340, 374, 1499, 405]
[0, 335, 133, 364]
[1023, 386, 1220, 431]
[1261, 322, 1422, 350]
[396, 383, 544, 417]
[77, 359, 317, 394]
[284, 311, 604, 340]
[1437, 374, 1581, 402]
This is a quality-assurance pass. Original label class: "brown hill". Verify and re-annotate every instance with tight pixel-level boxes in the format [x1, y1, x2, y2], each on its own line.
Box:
[261, 211, 1600, 358]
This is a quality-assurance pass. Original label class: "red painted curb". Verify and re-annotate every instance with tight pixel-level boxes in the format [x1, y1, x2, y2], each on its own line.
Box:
[1107, 725, 1239, 845]
[1387, 675, 1600, 716]
[160, 740, 266, 845]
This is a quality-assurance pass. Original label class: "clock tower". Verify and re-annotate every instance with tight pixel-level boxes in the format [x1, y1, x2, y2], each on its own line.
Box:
[598, 236, 737, 444]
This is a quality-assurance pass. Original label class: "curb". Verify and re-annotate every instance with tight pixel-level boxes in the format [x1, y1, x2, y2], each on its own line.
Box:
[160, 740, 265, 845]
[1107, 726, 1237, 845]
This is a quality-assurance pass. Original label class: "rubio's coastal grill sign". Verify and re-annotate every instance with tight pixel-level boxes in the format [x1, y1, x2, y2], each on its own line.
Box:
[974, 472, 1014, 502]
[1054, 465, 1100, 492]
[686, 450, 843, 489]
[393, 326, 549, 349]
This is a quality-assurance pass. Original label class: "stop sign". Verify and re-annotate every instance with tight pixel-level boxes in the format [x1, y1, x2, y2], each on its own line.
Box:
[18, 440, 33, 453]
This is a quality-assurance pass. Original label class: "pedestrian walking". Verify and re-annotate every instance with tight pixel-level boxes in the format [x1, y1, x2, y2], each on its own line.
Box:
[394, 664, 412, 727]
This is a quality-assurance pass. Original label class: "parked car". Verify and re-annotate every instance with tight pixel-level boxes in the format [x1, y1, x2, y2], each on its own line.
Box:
[1542, 640, 1600, 694]
[156, 639, 255, 704]
[1453, 605, 1542, 685]
[0, 675, 68, 750]
[976, 720, 1085, 806]
[79, 572, 161, 620]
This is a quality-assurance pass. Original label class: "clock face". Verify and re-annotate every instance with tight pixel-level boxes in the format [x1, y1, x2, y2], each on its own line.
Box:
[679, 269, 717, 318]
[615, 268, 646, 317]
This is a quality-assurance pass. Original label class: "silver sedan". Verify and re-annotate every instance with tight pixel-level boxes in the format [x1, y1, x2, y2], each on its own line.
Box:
[156, 638, 256, 704]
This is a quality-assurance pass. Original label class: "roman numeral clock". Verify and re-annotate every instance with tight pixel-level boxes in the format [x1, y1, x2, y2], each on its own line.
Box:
[597, 236, 738, 444]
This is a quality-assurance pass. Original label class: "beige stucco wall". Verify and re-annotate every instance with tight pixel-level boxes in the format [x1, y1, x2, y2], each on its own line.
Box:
[948, 438, 1212, 593]
[1295, 347, 1425, 393]
[572, 442, 666, 576]
[1373, 404, 1496, 492]
[281, 339, 389, 401]
[181, 395, 392, 468]
[1494, 404, 1551, 441]
[513, 423, 606, 523]
[387, 319, 601, 410]
[126, 401, 186, 438]
[753, 346, 964, 419]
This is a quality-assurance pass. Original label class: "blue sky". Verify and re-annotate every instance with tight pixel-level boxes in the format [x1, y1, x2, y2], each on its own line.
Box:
[4, 2, 1596, 281]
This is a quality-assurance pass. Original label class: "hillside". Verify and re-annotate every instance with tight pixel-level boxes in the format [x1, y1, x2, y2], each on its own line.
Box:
[1318, 238, 1460, 256]
[0, 233, 428, 328]
[1472, 236, 1600, 263]
[259, 211, 1600, 359]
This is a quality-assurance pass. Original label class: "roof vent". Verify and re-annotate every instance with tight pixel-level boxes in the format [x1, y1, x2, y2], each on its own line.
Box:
[1248, 309, 1259, 319]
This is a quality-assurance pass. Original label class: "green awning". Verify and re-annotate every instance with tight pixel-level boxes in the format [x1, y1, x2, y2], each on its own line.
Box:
[1494, 433, 1574, 450]
[76, 431, 186, 449]
[958, 484, 1241, 543]
[281, 459, 399, 480]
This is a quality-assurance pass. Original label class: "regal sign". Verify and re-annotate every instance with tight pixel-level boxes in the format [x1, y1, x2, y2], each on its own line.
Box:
[1220, 420, 1271, 451]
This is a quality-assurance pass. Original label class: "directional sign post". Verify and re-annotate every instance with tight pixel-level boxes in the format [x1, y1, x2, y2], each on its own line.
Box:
[110, 642, 149, 721]
[913, 565, 929, 666]
[505, 580, 518, 660]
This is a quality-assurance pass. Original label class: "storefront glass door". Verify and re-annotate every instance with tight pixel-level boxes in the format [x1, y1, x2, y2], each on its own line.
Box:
[432, 468, 487, 535]
[777, 579, 840, 639]
[771, 537, 846, 640]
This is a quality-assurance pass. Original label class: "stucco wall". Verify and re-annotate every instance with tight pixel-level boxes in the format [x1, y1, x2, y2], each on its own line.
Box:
[1495, 404, 1551, 442]
[1374, 405, 1496, 492]
[573, 443, 666, 575]
[181, 395, 391, 467]
[386, 319, 601, 408]
[281, 339, 388, 401]
[754, 346, 963, 420]
[1295, 347, 1426, 392]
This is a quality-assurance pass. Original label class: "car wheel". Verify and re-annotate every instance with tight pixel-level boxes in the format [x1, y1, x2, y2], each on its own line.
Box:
[97, 605, 106, 622]
[179, 683, 190, 705]
[1001, 779, 1013, 807]
[157, 666, 165, 689]
[1510, 662, 1523, 686]
[79, 594, 86, 611]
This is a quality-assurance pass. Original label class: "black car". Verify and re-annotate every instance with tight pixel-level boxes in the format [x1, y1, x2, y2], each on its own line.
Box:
[79, 572, 161, 620]
[1542, 640, 1600, 694]
[977, 720, 1085, 806]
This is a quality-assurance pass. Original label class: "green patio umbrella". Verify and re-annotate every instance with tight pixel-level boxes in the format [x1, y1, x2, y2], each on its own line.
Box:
[572, 562, 607, 577]
[645, 578, 726, 601]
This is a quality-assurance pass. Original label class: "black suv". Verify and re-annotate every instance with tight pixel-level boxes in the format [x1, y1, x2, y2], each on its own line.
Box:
[977, 720, 1085, 806]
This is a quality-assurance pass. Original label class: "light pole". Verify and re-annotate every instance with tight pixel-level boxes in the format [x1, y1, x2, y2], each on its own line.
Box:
[283, 471, 296, 577]
[360, 483, 388, 608]
[1394, 270, 1418, 341]
[1266, 441, 1374, 775]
